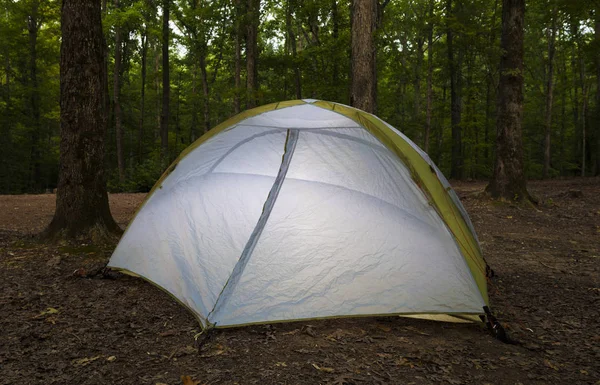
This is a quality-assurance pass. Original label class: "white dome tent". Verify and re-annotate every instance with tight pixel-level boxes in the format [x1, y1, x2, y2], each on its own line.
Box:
[108, 99, 490, 330]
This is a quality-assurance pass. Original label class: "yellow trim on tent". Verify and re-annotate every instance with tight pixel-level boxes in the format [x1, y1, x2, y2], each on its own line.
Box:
[122, 99, 307, 234]
[312, 101, 489, 305]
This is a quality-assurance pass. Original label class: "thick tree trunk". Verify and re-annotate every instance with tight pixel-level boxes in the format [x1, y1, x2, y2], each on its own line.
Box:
[350, 0, 377, 113]
[447, 0, 462, 179]
[28, 0, 42, 192]
[160, 0, 170, 166]
[424, 0, 434, 153]
[43, 0, 120, 240]
[246, 0, 259, 108]
[486, 0, 530, 202]
[234, 0, 242, 114]
[113, 0, 125, 183]
[138, 26, 147, 164]
[542, 13, 557, 178]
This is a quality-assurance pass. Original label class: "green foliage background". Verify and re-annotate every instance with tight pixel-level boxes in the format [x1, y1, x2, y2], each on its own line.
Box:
[0, 0, 598, 193]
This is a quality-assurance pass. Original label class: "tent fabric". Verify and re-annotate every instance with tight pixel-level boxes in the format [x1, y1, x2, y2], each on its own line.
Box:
[108, 100, 489, 329]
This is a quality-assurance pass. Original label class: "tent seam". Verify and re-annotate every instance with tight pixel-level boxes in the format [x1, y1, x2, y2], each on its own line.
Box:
[205, 128, 300, 327]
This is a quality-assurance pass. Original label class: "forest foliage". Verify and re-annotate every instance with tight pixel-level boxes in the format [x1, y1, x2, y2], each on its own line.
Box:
[0, 0, 599, 194]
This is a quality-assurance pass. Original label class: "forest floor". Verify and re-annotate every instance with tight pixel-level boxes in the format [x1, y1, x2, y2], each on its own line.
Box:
[0, 178, 599, 385]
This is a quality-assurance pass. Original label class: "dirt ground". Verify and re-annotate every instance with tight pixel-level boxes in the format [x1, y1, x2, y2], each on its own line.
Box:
[1, 178, 599, 385]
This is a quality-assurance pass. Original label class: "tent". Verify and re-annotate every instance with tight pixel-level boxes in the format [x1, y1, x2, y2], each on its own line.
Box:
[108, 99, 490, 330]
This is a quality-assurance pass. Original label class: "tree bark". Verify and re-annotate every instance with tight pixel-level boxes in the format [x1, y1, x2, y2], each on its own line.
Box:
[246, 0, 259, 108]
[581, 79, 588, 176]
[43, 0, 120, 240]
[175, 71, 181, 145]
[234, 0, 242, 113]
[332, 0, 339, 87]
[190, 64, 199, 141]
[113, 0, 125, 183]
[570, 21, 580, 161]
[1, 44, 12, 191]
[287, 0, 302, 99]
[199, 45, 210, 134]
[138, 25, 147, 164]
[28, 0, 42, 192]
[415, 36, 424, 145]
[424, 0, 434, 153]
[446, 0, 462, 179]
[486, 0, 531, 202]
[542, 11, 557, 178]
[350, 0, 377, 113]
[596, 15, 600, 175]
[160, 0, 170, 166]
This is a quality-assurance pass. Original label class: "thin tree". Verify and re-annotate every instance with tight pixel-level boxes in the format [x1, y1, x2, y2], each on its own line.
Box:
[113, 0, 125, 183]
[246, 0, 259, 108]
[138, 22, 148, 163]
[424, 0, 434, 152]
[160, 0, 170, 165]
[542, 6, 557, 178]
[27, 0, 42, 191]
[486, 0, 531, 201]
[446, 0, 463, 179]
[43, 0, 120, 239]
[234, 0, 242, 113]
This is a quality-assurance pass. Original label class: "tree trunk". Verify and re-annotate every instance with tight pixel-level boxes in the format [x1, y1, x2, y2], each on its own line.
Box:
[43, 0, 120, 240]
[246, 0, 259, 108]
[486, 0, 530, 202]
[190, 64, 199, 141]
[542, 12, 557, 178]
[113, 0, 125, 183]
[424, 0, 434, 153]
[234, 0, 242, 114]
[138, 25, 147, 164]
[350, 0, 377, 113]
[287, 0, 302, 99]
[485, 0, 500, 166]
[582, 80, 588, 176]
[160, 0, 170, 166]
[415, 36, 424, 145]
[446, 0, 462, 179]
[559, 55, 567, 175]
[332, 0, 339, 87]
[1, 46, 12, 192]
[175, 71, 181, 146]
[28, 0, 42, 192]
[596, 15, 600, 175]
[200, 47, 210, 134]
[570, 21, 580, 161]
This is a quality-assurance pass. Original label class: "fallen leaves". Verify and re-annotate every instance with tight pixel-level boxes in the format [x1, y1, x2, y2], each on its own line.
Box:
[34, 307, 59, 318]
[72, 355, 102, 367]
[544, 359, 559, 371]
[312, 363, 335, 373]
[181, 375, 201, 385]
